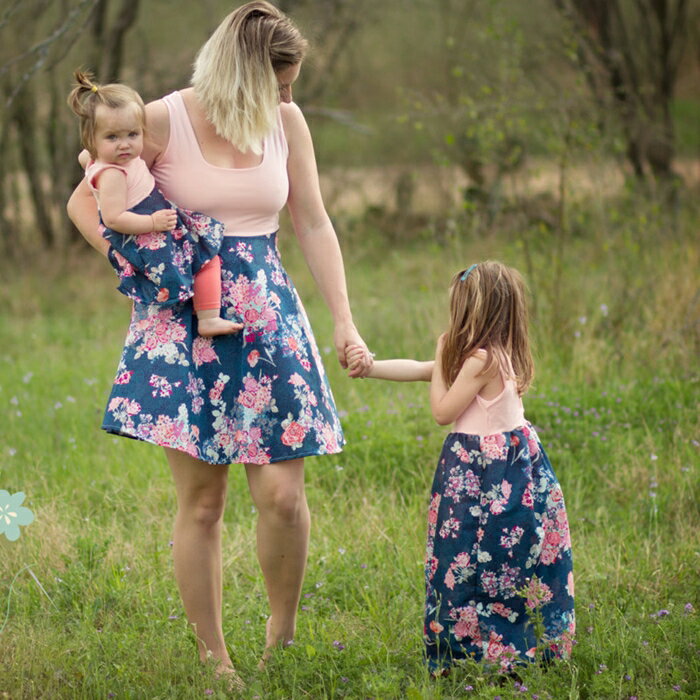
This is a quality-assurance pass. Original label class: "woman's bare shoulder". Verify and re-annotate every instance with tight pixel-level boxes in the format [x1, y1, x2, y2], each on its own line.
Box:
[279, 101, 309, 145]
[143, 97, 171, 165]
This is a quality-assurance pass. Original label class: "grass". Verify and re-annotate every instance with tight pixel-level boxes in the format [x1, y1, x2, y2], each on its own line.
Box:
[0, 187, 698, 699]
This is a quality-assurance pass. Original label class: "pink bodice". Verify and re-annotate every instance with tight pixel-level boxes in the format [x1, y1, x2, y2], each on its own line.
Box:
[85, 157, 154, 210]
[150, 91, 289, 235]
[453, 355, 526, 436]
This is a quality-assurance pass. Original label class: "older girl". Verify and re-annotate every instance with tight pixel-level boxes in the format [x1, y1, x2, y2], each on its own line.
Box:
[348, 261, 574, 675]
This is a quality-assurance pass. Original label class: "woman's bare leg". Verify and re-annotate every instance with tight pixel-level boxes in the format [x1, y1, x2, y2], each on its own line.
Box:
[166, 447, 233, 668]
[245, 457, 309, 658]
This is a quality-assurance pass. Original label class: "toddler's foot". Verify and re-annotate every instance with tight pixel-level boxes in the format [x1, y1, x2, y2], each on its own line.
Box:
[197, 317, 244, 337]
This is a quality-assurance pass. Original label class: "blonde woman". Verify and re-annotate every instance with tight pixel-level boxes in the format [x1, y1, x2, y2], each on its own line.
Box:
[67, 0, 370, 683]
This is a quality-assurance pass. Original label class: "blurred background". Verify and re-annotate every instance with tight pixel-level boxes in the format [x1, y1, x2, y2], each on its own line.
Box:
[1, 0, 698, 253]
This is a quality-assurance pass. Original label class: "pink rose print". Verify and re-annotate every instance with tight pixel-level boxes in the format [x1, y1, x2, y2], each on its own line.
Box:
[115, 370, 133, 385]
[113, 250, 134, 277]
[247, 349, 260, 367]
[429, 620, 444, 634]
[135, 231, 167, 250]
[209, 379, 226, 401]
[156, 288, 170, 303]
[192, 336, 219, 367]
[481, 432, 507, 461]
[244, 308, 260, 324]
[281, 420, 307, 448]
[485, 631, 505, 662]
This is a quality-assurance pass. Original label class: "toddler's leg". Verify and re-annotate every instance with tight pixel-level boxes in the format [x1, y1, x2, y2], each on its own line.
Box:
[193, 257, 242, 337]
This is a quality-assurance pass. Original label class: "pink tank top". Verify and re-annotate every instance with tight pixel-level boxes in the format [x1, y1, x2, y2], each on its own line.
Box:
[85, 157, 154, 209]
[453, 354, 526, 436]
[150, 91, 289, 235]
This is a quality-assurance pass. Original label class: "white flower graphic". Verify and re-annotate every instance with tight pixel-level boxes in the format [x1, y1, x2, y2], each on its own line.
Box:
[0, 490, 34, 541]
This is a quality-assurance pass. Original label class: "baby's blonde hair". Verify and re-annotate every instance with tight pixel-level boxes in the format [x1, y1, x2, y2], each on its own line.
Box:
[192, 1, 308, 155]
[441, 261, 534, 395]
[67, 70, 145, 159]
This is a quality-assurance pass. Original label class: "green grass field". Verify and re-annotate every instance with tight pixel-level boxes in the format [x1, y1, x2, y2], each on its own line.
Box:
[0, 190, 698, 699]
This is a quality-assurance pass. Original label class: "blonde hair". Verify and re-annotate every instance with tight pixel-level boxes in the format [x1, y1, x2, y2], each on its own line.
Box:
[192, 1, 308, 154]
[67, 70, 145, 159]
[441, 261, 534, 395]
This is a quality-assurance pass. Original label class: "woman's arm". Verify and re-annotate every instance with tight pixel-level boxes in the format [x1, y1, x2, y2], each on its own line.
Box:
[430, 338, 494, 425]
[282, 102, 370, 377]
[67, 180, 109, 256]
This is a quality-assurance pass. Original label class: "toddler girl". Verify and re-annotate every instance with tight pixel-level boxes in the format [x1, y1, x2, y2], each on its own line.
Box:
[68, 70, 242, 337]
[348, 261, 574, 675]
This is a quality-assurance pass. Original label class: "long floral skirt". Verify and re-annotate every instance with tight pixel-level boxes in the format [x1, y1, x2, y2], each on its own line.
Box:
[102, 232, 345, 465]
[424, 424, 575, 673]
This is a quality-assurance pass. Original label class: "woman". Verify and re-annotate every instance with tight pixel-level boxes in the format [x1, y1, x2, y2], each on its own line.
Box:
[67, 0, 370, 682]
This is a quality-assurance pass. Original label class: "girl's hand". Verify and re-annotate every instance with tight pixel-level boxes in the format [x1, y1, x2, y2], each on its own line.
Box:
[333, 321, 371, 377]
[151, 209, 178, 231]
[346, 344, 373, 378]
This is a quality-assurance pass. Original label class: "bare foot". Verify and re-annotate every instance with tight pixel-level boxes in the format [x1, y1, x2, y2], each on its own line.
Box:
[258, 616, 294, 670]
[197, 317, 244, 337]
[214, 663, 245, 693]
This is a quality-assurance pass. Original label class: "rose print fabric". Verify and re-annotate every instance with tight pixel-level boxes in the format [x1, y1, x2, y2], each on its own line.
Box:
[424, 424, 574, 673]
[104, 186, 224, 307]
[102, 232, 344, 465]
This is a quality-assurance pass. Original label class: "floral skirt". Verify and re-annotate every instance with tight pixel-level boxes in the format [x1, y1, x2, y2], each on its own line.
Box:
[424, 424, 575, 673]
[104, 186, 223, 307]
[102, 232, 345, 465]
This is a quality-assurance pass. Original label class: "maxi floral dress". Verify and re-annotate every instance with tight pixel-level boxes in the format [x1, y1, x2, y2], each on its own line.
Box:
[102, 232, 345, 465]
[424, 423, 575, 673]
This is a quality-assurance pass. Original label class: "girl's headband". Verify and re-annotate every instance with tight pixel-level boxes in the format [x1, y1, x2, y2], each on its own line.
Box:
[460, 264, 478, 281]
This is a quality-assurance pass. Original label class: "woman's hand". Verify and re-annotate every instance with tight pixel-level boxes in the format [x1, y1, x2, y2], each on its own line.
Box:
[334, 321, 371, 377]
[346, 343, 373, 378]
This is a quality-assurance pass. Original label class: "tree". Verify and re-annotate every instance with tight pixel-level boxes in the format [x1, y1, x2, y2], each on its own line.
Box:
[0, 0, 140, 253]
[553, 0, 691, 181]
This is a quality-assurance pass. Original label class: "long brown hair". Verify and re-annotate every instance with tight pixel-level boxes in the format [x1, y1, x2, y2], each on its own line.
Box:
[440, 261, 534, 395]
[67, 70, 145, 159]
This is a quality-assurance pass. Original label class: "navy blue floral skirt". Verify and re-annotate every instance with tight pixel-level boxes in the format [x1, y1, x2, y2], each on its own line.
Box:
[102, 232, 345, 465]
[103, 186, 223, 307]
[424, 424, 575, 673]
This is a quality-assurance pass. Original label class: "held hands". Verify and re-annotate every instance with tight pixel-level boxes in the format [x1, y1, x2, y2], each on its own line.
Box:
[151, 209, 178, 232]
[333, 321, 372, 378]
[346, 344, 373, 379]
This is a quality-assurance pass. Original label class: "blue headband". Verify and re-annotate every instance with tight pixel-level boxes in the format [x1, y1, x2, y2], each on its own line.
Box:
[460, 264, 478, 281]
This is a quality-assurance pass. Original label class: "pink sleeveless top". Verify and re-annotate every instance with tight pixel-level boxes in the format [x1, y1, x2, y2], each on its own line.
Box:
[150, 91, 289, 235]
[453, 354, 526, 436]
[85, 157, 154, 209]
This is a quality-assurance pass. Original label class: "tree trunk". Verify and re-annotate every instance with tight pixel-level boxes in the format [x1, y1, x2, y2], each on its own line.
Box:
[13, 88, 55, 246]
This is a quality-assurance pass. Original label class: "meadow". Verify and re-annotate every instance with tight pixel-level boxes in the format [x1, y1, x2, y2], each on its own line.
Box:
[0, 185, 698, 699]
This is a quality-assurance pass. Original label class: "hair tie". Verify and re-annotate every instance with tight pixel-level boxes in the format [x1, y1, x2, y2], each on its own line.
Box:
[91, 85, 98, 93]
[460, 264, 478, 281]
